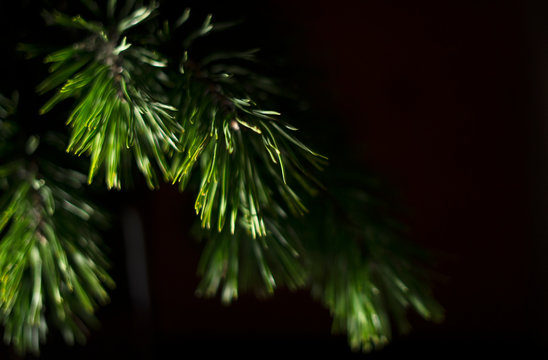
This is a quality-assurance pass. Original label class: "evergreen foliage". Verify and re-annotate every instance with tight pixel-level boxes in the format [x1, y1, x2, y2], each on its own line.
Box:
[0, 0, 443, 355]
[0, 93, 113, 354]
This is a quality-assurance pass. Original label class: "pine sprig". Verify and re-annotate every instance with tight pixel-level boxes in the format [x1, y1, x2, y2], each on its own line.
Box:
[0, 93, 114, 354]
[169, 13, 325, 239]
[165, 10, 323, 298]
[305, 181, 444, 351]
[174, 67, 315, 299]
[37, 2, 180, 189]
[0, 175, 114, 354]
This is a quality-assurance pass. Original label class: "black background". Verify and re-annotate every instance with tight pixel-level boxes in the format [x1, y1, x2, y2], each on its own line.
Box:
[0, 0, 547, 358]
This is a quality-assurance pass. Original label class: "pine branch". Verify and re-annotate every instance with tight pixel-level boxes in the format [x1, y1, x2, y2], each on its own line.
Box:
[0, 93, 114, 355]
[168, 13, 325, 239]
[161, 12, 327, 302]
[36, 2, 180, 189]
[304, 178, 444, 351]
[5, 1, 445, 354]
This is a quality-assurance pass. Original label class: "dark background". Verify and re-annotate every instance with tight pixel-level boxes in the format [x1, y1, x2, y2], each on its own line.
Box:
[1, 0, 547, 358]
